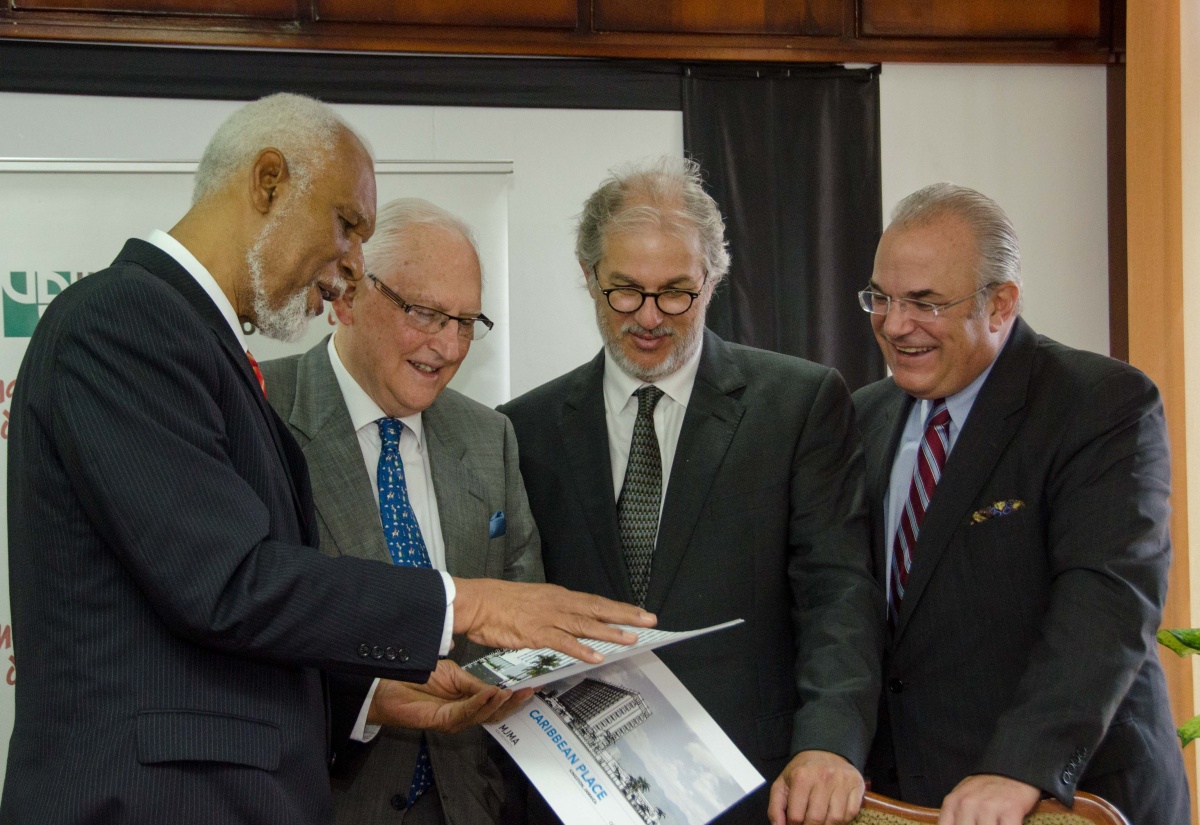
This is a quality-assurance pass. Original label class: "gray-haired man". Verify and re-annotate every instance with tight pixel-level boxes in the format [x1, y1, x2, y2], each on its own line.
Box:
[501, 157, 884, 825]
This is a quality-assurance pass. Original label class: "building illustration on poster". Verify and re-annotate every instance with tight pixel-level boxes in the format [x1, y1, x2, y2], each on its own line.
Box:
[541, 678, 663, 825]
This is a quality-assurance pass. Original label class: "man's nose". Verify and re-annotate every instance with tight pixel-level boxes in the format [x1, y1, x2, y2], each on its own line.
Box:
[430, 320, 464, 361]
[341, 239, 365, 283]
[633, 295, 665, 329]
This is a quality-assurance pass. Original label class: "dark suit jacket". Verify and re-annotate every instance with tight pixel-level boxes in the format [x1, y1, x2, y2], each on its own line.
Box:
[2, 240, 449, 825]
[500, 329, 883, 824]
[262, 340, 544, 825]
[854, 318, 1189, 825]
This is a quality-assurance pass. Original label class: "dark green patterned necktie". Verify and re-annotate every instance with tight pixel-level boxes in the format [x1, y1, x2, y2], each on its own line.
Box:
[618, 385, 665, 607]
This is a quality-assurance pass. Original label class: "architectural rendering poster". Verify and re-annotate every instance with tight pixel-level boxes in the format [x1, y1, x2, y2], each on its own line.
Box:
[485, 651, 763, 825]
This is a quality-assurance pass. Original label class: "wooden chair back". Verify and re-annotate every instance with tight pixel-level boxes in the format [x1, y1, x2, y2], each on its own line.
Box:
[850, 790, 1130, 825]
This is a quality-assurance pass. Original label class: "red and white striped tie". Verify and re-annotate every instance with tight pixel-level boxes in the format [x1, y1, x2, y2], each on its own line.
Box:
[890, 399, 951, 626]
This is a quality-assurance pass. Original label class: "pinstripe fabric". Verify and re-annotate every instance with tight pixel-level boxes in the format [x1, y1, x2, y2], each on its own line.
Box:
[2, 240, 451, 825]
[260, 339, 544, 825]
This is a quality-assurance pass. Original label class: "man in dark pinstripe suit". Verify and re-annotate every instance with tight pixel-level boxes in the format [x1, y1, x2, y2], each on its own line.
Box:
[1, 93, 652, 825]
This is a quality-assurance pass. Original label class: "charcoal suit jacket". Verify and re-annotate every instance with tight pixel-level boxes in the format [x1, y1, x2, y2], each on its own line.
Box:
[2, 239, 448, 825]
[853, 317, 1189, 825]
[262, 339, 543, 825]
[500, 329, 883, 824]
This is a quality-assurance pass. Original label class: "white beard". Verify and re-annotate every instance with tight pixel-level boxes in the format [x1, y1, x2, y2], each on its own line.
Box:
[595, 300, 705, 383]
[245, 210, 319, 344]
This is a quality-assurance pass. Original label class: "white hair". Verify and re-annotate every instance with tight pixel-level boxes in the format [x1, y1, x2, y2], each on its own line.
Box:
[890, 182, 1023, 314]
[192, 92, 354, 205]
[365, 198, 482, 282]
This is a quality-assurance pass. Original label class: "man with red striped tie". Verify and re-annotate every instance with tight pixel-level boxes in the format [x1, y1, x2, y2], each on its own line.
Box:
[852, 183, 1188, 825]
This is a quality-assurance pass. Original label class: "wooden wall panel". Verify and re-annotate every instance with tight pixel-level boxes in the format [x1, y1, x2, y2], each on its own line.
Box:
[861, 0, 1102, 39]
[315, 0, 577, 29]
[593, 0, 846, 36]
[12, 0, 297, 18]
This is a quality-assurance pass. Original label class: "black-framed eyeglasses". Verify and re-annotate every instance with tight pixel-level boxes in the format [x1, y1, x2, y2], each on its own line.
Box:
[857, 285, 994, 321]
[367, 272, 494, 341]
[599, 285, 702, 316]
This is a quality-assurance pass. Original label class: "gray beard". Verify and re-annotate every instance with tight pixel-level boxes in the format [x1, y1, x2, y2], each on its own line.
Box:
[595, 301, 705, 383]
[245, 213, 316, 344]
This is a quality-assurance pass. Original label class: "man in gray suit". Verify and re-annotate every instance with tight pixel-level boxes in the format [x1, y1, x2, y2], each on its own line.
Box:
[500, 157, 883, 825]
[262, 198, 542, 825]
[854, 183, 1189, 825]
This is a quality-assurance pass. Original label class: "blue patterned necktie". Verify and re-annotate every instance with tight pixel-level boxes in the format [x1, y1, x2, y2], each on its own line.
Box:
[617, 386, 665, 608]
[376, 417, 434, 807]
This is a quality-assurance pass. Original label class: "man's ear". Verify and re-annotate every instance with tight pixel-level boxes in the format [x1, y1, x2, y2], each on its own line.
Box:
[581, 261, 598, 295]
[331, 277, 360, 326]
[989, 282, 1020, 331]
[250, 148, 288, 215]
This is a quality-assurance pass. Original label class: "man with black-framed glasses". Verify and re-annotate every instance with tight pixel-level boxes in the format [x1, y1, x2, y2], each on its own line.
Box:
[261, 197, 545, 825]
[854, 183, 1188, 825]
[500, 157, 883, 825]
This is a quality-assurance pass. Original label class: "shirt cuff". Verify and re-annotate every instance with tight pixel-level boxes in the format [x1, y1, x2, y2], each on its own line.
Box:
[440, 570, 455, 657]
[351, 679, 382, 743]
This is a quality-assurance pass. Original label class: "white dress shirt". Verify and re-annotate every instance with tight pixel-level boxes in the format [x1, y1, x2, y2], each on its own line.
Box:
[603, 340, 704, 523]
[145, 230, 246, 352]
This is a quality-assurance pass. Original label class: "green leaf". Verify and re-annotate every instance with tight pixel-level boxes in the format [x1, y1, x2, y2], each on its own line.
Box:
[1157, 628, 1200, 656]
[1179, 715, 1200, 748]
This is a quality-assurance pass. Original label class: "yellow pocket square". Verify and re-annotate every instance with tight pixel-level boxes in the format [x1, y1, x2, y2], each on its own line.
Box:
[970, 499, 1024, 524]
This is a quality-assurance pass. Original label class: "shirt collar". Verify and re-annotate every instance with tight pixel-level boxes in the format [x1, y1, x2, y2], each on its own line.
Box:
[912, 345, 1003, 431]
[327, 334, 425, 449]
[145, 229, 245, 351]
[602, 336, 704, 416]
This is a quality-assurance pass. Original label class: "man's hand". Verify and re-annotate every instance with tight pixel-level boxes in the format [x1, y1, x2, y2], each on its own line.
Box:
[939, 774, 1041, 825]
[768, 750, 865, 825]
[367, 659, 534, 734]
[452, 579, 656, 663]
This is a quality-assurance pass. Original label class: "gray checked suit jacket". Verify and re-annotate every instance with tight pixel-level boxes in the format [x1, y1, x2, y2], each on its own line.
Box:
[262, 338, 544, 825]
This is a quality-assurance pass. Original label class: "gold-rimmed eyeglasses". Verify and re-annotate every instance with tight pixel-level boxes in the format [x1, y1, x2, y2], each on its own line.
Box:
[367, 272, 494, 341]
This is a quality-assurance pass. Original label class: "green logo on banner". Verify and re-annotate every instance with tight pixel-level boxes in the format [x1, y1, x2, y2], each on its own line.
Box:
[2, 271, 84, 337]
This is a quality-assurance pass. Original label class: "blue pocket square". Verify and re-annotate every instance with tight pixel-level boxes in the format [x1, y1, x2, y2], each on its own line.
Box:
[488, 510, 507, 539]
[970, 499, 1024, 524]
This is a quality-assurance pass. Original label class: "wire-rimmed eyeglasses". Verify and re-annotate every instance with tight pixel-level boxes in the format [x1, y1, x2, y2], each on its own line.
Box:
[367, 272, 494, 341]
[857, 285, 994, 321]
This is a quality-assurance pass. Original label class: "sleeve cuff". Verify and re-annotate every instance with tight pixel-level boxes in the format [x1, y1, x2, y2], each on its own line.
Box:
[440, 571, 455, 657]
[350, 678, 382, 743]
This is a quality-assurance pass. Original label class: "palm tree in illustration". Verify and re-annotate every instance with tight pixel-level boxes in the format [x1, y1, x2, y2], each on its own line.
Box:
[523, 652, 563, 679]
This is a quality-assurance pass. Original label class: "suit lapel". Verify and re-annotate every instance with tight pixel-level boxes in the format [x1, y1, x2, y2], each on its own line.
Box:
[286, 343, 392, 565]
[118, 240, 309, 526]
[645, 331, 745, 614]
[561, 352, 629, 601]
[425, 397, 487, 578]
[894, 319, 1035, 638]
[863, 386, 914, 587]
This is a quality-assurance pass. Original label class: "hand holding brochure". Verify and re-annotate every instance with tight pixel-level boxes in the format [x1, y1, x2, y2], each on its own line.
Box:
[463, 619, 743, 691]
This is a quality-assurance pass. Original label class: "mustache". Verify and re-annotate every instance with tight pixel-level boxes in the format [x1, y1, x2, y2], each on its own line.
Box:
[622, 322, 675, 338]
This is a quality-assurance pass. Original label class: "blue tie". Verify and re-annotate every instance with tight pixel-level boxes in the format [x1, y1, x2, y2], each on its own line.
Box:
[376, 417, 434, 807]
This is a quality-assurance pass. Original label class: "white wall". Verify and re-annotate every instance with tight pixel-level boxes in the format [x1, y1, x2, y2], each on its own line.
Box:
[880, 63, 1110, 355]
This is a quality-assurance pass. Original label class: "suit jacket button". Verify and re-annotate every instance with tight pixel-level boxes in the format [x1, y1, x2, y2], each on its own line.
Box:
[371, 645, 384, 660]
[1061, 769, 1073, 784]
[384, 647, 397, 661]
[390, 793, 408, 811]
[397, 649, 410, 663]
[888, 678, 905, 693]
[358, 643, 371, 658]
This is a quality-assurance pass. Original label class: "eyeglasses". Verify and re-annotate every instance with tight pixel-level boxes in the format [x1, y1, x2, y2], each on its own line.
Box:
[367, 272, 494, 341]
[599, 285, 702, 316]
[857, 285, 994, 321]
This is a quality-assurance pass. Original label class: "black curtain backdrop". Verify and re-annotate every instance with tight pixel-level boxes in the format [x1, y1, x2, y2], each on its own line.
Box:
[1, 42, 883, 385]
[684, 64, 885, 391]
